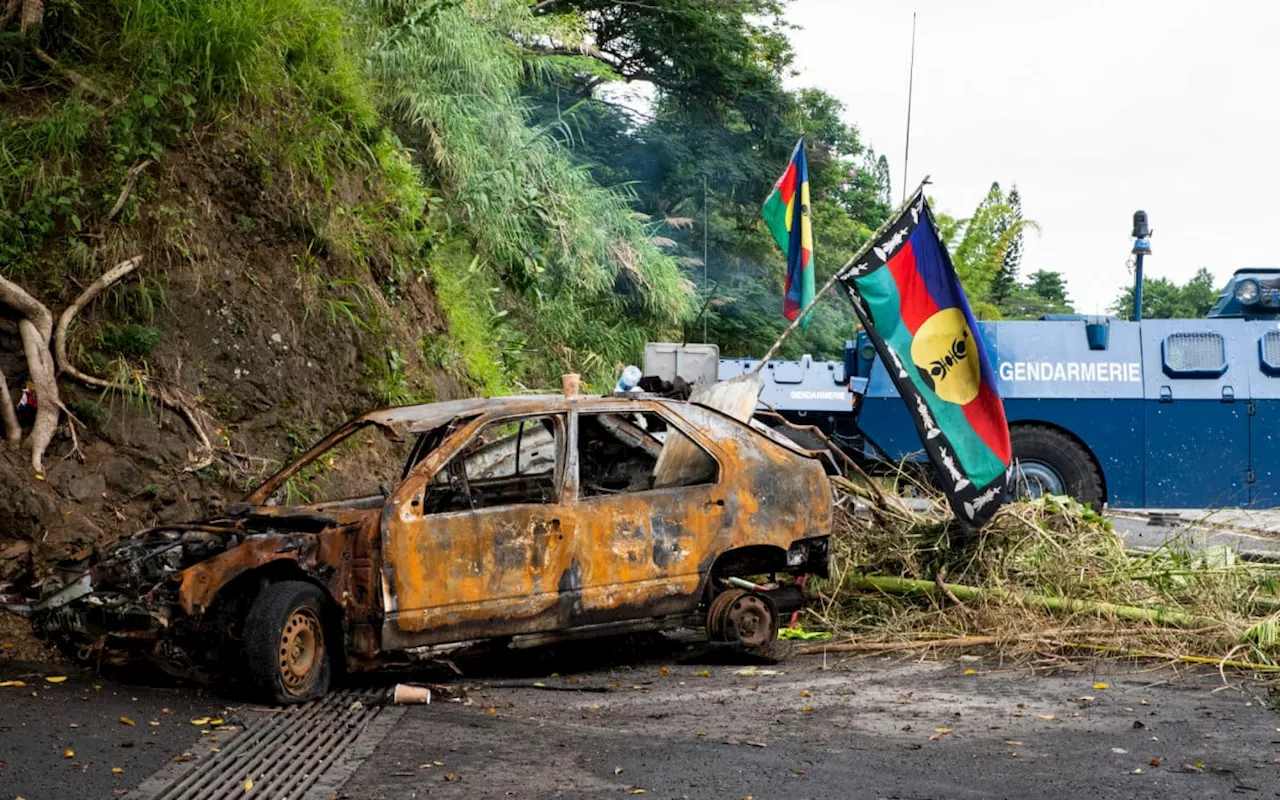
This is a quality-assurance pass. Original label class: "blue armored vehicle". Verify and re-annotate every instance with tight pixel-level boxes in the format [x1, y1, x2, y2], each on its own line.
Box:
[714, 213, 1280, 510]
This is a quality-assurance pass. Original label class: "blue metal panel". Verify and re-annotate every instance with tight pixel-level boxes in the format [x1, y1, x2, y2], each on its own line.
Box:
[1140, 320, 1251, 507]
[1248, 325, 1280, 505]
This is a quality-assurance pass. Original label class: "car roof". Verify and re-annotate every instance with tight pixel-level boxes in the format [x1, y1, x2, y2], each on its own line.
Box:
[359, 394, 699, 434]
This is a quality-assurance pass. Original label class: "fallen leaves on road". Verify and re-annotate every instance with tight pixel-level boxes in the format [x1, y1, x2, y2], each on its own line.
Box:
[111, 767, 124, 774]
[799, 689, 812, 698]
[0, 680, 26, 687]
[1150, 758, 1161, 767]
[614, 766, 624, 775]
[1037, 714, 1055, 721]
[733, 667, 781, 677]
[63, 749, 74, 759]
[695, 669, 711, 678]
[44, 676, 67, 683]
[119, 716, 135, 726]
[244, 779, 253, 792]
[1093, 682, 1110, 690]
[963, 668, 977, 675]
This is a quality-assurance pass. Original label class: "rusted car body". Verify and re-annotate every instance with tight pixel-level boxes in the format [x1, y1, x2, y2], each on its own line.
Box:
[31, 395, 832, 701]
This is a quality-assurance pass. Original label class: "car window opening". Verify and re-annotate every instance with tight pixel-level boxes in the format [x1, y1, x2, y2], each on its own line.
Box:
[423, 415, 562, 513]
[578, 411, 718, 497]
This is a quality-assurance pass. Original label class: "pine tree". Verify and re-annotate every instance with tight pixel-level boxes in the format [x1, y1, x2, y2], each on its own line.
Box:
[991, 185, 1024, 302]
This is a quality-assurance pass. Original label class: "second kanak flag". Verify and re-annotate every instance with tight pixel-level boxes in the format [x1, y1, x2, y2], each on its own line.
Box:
[838, 191, 1013, 526]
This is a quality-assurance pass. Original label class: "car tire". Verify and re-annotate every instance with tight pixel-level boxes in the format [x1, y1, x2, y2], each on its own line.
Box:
[242, 580, 331, 704]
[1009, 425, 1104, 511]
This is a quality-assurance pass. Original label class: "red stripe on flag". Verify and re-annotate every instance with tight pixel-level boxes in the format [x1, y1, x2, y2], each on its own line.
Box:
[886, 242, 938, 334]
[777, 164, 797, 204]
[962, 382, 1011, 463]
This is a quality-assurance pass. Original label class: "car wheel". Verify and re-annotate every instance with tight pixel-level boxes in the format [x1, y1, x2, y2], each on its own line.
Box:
[243, 581, 331, 704]
[1010, 425, 1104, 511]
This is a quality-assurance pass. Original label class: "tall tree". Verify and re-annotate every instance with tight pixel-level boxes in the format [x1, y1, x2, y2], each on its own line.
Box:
[990, 184, 1023, 303]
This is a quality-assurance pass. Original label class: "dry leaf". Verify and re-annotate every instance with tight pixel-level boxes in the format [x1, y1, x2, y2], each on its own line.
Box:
[801, 706, 814, 713]
[44, 676, 67, 683]
[190, 718, 211, 726]
[0, 680, 26, 688]
[244, 779, 253, 792]
[1140, 698, 1151, 706]
[149, 720, 160, 727]
[1037, 714, 1055, 721]
[209, 718, 224, 725]
[68, 723, 78, 729]
[486, 707, 496, 715]
[444, 774, 458, 782]
[63, 749, 74, 759]
[934, 728, 952, 734]
[111, 767, 124, 775]
[1078, 696, 1095, 702]
[799, 689, 812, 698]
[1005, 740, 1023, 746]
[119, 717, 135, 726]
[963, 669, 977, 676]
[696, 669, 711, 678]
[614, 766, 624, 775]
[629, 790, 645, 795]
[1149, 758, 1161, 767]
[1092, 682, 1109, 690]
[657, 666, 669, 676]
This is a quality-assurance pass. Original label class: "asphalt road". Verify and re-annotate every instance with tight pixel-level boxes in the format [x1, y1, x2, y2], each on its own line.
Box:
[335, 639, 1280, 800]
[0, 664, 240, 800]
[7, 634, 1274, 800]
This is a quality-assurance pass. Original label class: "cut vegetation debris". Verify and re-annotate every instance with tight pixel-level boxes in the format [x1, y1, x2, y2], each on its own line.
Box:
[805, 478, 1280, 675]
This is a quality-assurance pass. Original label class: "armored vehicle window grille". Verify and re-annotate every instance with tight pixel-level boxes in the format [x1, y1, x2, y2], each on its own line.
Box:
[1261, 332, 1280, 376]
[1161, 333, 1227, 379]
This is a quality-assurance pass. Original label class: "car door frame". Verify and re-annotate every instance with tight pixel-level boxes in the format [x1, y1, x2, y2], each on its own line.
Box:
[565, 400, 727, 626]
[378, 410, 579, 651]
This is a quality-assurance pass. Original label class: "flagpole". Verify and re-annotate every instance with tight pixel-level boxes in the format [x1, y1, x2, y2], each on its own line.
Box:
[753, 176, 931, 371]
[902, 11, 917, 203]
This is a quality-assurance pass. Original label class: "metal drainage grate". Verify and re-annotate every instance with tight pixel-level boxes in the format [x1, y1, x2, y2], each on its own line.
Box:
[128, 689, 399, 800]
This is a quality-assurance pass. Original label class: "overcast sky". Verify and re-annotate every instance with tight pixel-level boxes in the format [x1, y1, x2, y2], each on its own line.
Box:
[785, 0, 1280, 314]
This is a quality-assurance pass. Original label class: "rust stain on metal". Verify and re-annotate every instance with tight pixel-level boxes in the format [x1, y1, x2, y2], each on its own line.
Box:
[33, 394, 833, 681]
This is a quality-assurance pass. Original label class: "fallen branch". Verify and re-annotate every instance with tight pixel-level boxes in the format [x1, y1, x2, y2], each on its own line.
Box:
[0, 368, 19, 444]
[102, 160, 153, 223]
[796, 626, 1171, 656]
[844, 573, 1226, 630]
[1061, 641, 1280, 674]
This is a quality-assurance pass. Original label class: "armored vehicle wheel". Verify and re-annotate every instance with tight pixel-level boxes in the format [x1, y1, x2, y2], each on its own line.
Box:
[243, 581, 331, 704]
[1010, 425, 1104, 511]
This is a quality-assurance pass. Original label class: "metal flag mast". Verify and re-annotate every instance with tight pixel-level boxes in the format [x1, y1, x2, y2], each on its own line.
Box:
[902, 11, 917, 203]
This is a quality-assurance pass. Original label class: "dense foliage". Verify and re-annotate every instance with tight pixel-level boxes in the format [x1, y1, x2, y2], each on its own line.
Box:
[1, 0, 1072, 400]
[1111, 267, 1219, 320]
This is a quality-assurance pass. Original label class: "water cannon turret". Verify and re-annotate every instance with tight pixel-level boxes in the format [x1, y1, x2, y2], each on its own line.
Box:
[1130, 210, 1152, 321]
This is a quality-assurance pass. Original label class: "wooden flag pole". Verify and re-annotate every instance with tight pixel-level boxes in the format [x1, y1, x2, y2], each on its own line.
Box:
[752, 176, 931, 373]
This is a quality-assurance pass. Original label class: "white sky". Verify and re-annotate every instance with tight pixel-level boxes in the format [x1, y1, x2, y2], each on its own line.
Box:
[786, 0, 1280, 314]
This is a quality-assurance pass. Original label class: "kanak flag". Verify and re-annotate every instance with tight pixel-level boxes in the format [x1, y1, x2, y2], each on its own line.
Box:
[761, 139, 815, 326]
[838, 191, 1013, 527]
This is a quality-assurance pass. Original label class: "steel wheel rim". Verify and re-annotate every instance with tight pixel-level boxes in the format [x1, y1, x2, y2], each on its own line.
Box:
[278, 607, 322, 695]
[1013, 458, 1065, 499]
[726, 595, 774, 648]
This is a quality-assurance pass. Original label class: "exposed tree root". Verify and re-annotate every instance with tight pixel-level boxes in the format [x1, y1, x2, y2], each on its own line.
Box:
[0, 256, 212, 475]
[0, 368, 19, 444]
[30, 46, 113, 103]
[54, 256, 214, 470]
[0, 275, 58, 473]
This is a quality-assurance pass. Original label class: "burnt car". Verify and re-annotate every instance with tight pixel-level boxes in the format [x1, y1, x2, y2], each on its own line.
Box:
[28, 394, 832, 703]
